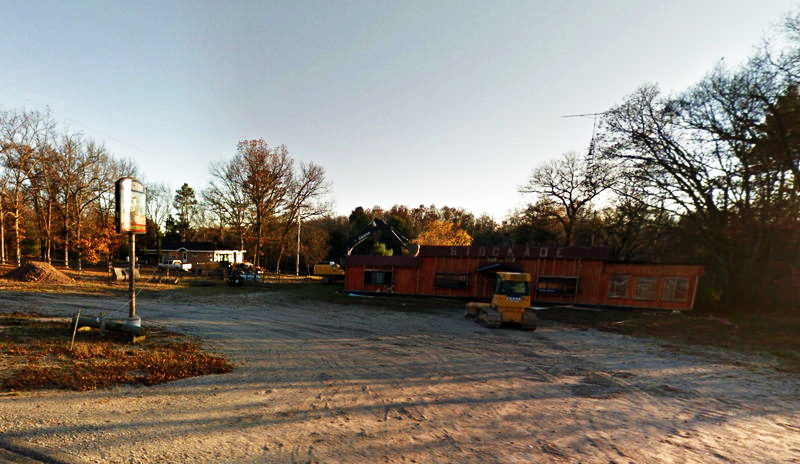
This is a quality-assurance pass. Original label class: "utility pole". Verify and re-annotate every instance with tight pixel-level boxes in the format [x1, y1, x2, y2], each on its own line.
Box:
[295, 214, 301, 276]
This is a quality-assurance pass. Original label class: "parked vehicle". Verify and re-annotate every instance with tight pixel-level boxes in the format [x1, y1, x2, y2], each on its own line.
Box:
[227, 267, 259, 286]
[193, 261, 230, 276]
[158, 260, 192, 272]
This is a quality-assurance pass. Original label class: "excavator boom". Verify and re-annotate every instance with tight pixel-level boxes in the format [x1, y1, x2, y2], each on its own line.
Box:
[346, 218, 420, 257]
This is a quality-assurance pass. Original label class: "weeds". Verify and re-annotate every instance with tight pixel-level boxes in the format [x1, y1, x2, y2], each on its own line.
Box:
[0, 315, 232, 392]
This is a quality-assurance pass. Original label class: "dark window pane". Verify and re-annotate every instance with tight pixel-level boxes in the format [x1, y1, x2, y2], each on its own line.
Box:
[536, 277, 578, 296]
[435, 273, 470, 289]
[364, 271, 392, 285]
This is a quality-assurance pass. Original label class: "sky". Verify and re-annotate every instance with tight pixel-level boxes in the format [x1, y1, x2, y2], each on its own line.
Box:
[1, 0, 797, 221]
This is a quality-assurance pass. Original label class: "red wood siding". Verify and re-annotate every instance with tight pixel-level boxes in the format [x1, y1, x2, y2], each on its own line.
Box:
[597, 262, 704, 310]
[344, 247, 705, 310]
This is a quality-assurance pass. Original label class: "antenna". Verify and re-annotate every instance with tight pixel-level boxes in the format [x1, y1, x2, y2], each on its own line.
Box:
[562, 111, 608, 164]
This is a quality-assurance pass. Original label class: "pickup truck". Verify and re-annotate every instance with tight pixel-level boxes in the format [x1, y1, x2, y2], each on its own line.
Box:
[158, 260, 192, 272]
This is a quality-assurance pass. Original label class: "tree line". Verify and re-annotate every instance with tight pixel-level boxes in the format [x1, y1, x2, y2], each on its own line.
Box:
[0, 109, 136, 270]
[0, 117, 332, 275]
[158, 138, 332, 272]
[593, 13, 799, 314]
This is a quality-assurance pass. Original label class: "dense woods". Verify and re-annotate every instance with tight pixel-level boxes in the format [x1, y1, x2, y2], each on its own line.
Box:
[0, 109, 137, 271]
[1, 13, 797, 316]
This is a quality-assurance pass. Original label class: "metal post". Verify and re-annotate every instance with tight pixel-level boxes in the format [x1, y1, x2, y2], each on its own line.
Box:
[129, 232, 136, 319]
[70, 309, 81, 350]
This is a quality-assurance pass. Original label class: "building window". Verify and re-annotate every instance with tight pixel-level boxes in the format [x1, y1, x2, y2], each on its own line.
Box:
[364, 270, 392, 285]
[536, 277, 578, 296]
[634, 277, 658, 300]
[608, 274, 629, 298]
[662, 277, 689, 301]
[435, 273, 470, 289]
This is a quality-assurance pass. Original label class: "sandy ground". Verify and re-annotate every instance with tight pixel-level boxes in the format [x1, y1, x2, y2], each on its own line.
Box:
[0, 289, 798, 464]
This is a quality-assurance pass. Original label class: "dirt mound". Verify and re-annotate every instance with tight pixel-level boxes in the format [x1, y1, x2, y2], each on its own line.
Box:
[3, 261, 73, 284]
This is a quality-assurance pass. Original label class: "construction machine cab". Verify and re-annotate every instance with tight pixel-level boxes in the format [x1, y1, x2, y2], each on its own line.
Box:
[494, 273, 529, 298]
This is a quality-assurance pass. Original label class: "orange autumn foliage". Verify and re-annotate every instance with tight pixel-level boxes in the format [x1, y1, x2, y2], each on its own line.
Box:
[412, 220, 473, 246]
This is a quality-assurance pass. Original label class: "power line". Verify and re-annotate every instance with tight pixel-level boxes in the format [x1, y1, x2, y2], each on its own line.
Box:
[0, 86, 183, 169]
[561, 111, 608, 118]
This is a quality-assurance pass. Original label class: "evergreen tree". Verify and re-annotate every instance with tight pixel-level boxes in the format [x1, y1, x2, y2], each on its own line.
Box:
[173, 183, 197, 242]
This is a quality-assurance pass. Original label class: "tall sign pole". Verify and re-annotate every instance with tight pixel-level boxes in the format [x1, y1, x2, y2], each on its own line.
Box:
[115, 178, 146, 325]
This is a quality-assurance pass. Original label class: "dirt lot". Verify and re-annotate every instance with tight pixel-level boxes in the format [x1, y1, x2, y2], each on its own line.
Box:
[0, 282, 799, 464]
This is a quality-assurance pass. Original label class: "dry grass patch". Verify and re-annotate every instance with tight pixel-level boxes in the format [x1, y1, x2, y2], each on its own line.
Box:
[0, 312, 232, 392]
[537, 307, 800, 372]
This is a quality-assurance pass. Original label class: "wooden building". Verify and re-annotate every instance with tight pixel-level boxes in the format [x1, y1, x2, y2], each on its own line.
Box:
[344, 246, 704, 311]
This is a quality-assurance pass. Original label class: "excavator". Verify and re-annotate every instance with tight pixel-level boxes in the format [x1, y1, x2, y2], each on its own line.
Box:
[346, 218, 420, 257]
[313, 218, 420, 281]
[465, 272, 539, 330]
[312, 261, 345, 283]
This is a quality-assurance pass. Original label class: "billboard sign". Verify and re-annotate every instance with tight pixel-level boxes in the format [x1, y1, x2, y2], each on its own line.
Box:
[115, 177, 147, 234]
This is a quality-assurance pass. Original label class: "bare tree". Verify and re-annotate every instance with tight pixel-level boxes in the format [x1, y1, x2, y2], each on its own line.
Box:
[145, 182, 171, 233]
[236, 139, 293, 268]
[204, 160, 250, 252]
[0, 107, 134, 270]
[46, 134, 115, 270]
[599, 41, 799, 310]
[28, 145, 56, 263]
[145, 181, 172, 256]
[299, 222, 329, 275]
[275, 162, 332, 273]
[73, 141, 113, 271]
[519, 151, 615, 246]
[0, 108, 54, 266]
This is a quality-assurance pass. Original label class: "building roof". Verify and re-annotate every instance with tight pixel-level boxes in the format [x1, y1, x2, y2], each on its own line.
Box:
[476, 262, 524, 273]
[345, 255, 419, 268]
[154, 242, 245, 252]
[343, 246, 611, 269]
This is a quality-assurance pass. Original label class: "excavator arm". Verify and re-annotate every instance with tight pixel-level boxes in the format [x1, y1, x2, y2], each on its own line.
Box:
[346, 218, 421, 257]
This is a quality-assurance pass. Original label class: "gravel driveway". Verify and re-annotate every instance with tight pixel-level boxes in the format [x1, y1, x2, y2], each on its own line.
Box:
[1, 289, 798, 463]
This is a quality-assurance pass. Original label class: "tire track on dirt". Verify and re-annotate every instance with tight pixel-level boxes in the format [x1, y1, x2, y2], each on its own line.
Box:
[463, 330, 665, 462]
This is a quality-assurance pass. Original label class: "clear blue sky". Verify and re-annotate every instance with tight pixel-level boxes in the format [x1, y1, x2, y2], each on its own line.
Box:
[1, 0, 796, 220]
